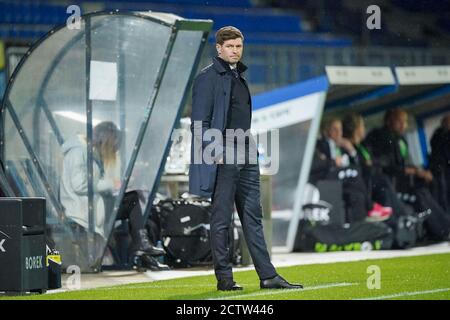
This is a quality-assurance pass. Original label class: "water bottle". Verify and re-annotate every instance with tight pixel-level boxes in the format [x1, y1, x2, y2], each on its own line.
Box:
[156, 240, 165, 264]
[257, 143, 270, 174]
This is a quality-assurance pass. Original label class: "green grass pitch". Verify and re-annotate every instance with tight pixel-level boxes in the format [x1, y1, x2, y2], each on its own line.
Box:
[2, 253, 450, 300]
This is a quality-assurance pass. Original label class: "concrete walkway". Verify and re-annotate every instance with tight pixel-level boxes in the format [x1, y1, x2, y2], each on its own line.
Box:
[49, 241, 450, 294]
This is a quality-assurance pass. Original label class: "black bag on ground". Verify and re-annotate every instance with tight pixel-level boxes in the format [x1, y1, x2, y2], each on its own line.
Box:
[154, 199, 212, 267]
[148, 198, 242, 268]
[293, 220, 394, 252]
[394, 173, 450, 241]
[414, 188, 450, 241]
[389, 211, 428, 249]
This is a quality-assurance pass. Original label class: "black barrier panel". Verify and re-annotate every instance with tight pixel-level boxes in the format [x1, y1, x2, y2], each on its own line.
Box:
[0, 198, 47, 295]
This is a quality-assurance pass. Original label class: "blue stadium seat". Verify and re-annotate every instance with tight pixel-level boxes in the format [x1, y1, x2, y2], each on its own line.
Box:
[391, 0, 450, 12]
[0, 0, 349, 47]
[206, 32, 352, 46]
[124, 0, 252, 7]
[184, 11, 302, 33]
[11, 3, 20, 24]
[248, 64, 267, 84]
[0, 3, 5, 23]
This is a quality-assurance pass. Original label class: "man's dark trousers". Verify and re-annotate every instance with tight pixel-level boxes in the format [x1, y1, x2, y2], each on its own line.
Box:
[210, 144, 277, 281]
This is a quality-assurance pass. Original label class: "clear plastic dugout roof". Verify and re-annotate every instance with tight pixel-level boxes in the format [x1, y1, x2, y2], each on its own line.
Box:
[1, 11, 212, 272]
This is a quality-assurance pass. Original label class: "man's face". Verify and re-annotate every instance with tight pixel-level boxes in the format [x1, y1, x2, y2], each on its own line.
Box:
[391, 112, 408, 135]
[216, 38, 243, 64]
[327, 120, 343, 143]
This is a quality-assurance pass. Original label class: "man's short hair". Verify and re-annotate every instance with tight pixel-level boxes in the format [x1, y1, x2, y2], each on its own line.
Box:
[215, 26, 244, 45]
[384, 108, 407, 126]
[321, 116, 341, 136]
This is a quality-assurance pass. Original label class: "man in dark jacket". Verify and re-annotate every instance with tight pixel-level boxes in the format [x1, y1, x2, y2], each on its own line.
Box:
[310, 117, 349, 183]
[189, 26, 302, 291]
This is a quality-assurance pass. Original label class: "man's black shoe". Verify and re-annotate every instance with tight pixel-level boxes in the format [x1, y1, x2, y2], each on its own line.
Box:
[144, 246, 166, 257]
[260, 275, 303, 290]
[133, 254, 171, 272]
[217, 279, 244, 291]
[137, 229, 166, 256]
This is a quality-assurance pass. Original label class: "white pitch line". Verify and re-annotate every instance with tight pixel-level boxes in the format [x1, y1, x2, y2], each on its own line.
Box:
[209, 282, 358, 300]
[93, 284, 238, 291]
[355, 288, 450, 300]
[44, 284, 219, 295]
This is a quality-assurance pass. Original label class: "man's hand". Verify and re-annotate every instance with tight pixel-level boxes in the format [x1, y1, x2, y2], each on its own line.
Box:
[405, 167, 417, 176]
[335, 156, 343, 167]
[405, 167, 433, 183]
[337, 138, 356, 154]
[417, 169, 433, 183]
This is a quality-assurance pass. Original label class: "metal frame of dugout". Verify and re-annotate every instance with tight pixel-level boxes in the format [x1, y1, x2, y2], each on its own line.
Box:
[0, 10, 212, 272]
[250, 65, 450, 252]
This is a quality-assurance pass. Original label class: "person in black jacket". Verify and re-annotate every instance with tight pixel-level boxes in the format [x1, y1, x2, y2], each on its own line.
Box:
[190, 26, 302, 291]
[310, 117, 348, 183]
[429, 115, 450, 211]
[365, 109, 450, 241]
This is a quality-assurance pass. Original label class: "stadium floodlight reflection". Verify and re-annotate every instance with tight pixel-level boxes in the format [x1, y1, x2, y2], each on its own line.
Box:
[0, 11, 212, 272]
